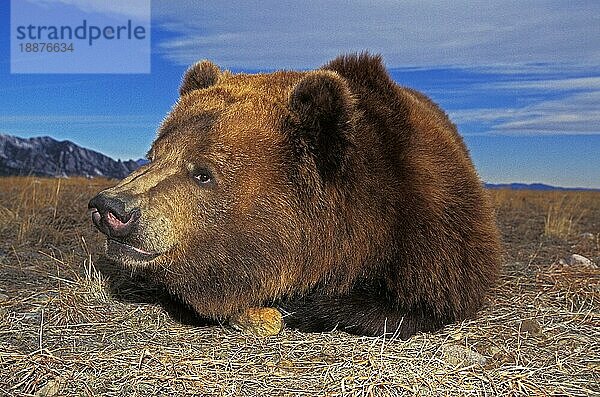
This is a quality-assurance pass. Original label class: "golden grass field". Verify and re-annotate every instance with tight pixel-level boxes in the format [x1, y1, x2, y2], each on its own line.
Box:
[0, 177, 598, 396]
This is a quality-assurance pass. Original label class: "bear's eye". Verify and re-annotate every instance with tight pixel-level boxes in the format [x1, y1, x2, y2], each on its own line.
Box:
[193, 169, 213, 185]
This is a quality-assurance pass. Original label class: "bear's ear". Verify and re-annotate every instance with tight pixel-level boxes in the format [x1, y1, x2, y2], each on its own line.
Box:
[288, 71, 355, 180]
[179, 60, 221, 96]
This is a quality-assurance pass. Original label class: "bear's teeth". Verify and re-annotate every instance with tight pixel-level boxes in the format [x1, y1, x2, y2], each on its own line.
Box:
[132, 245, 153, 255]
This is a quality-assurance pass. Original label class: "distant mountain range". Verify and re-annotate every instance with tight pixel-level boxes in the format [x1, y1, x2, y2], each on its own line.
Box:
[0, 134, 597, 190]
[484, 183, 599, 192]
[0, 133, 144, 179]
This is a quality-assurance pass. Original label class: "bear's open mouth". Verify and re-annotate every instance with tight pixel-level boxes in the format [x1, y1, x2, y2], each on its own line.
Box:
[107, 238, 162, 262]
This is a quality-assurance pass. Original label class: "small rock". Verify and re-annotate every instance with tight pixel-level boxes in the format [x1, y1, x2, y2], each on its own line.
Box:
[580, 232, 594, 240]
[520, 319, 543, 336]
[442, 344, 487, 367]
[568, 254, 594, 267]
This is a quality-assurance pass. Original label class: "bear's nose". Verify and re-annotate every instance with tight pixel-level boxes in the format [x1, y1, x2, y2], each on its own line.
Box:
[88, 193, 140, 238]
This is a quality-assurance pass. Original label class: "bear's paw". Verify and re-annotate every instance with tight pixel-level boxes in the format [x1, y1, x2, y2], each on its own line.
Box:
[229, 307, 283, 337]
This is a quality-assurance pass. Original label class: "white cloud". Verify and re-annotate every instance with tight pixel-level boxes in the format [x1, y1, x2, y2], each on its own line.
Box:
[152, 0, 600, 70]
[450, 109, 518, 124]
[493, 91, 600, 134]
[451, 90, 600, 135]
[482, 77, 600, 91]
[29, 0, 150, 20]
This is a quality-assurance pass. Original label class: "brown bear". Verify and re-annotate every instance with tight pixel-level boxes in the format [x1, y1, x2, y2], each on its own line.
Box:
[89, 53, 501, 339]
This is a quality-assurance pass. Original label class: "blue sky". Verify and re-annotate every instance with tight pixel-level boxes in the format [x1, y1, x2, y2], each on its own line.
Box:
[1, 1, 599, 188]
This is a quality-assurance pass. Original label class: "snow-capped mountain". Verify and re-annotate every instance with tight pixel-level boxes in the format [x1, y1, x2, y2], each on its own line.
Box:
[0, 133, 142, 179]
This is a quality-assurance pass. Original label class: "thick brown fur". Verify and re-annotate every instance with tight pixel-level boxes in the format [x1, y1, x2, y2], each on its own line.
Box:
[90, 53, 501, 339]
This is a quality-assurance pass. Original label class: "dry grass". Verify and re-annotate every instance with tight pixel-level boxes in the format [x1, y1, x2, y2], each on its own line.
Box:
[543, 195, 586, 239]
[1, 177, 599, 396]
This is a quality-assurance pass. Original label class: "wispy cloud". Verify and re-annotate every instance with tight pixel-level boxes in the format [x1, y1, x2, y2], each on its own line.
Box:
[152, 1, 600, 70]
[30, 0, 150, 20]
[493, 91, 600, 134]
[483, 77, 600, 91]
[150, 1, 600, 137]
[451, 90, 600, 135]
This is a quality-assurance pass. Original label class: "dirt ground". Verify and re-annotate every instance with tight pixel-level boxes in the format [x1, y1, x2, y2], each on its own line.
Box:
[0, 177, 598, 396]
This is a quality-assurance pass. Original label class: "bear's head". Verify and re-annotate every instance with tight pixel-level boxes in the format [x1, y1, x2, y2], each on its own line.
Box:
[88, 60, 359, 315]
